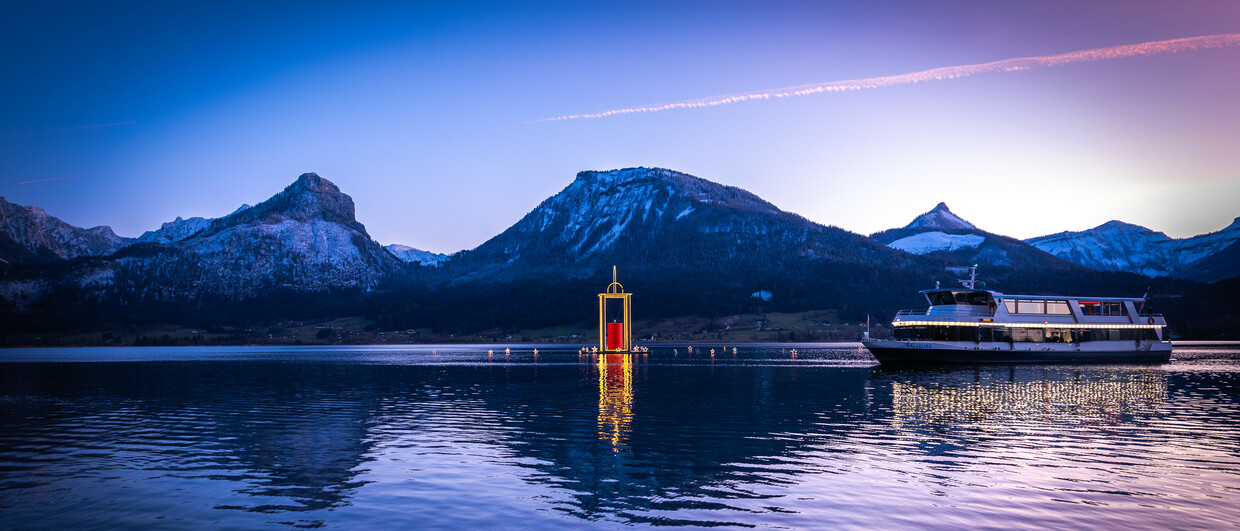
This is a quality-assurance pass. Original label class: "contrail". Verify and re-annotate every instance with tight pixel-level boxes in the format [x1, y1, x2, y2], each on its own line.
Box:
[534, 33, 1240, 122]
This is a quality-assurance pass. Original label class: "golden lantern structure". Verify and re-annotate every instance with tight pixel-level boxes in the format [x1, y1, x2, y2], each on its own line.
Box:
[598, 266, 633, 353]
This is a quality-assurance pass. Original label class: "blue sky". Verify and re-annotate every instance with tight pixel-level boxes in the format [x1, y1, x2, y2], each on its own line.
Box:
[3, 1, 1239, 253]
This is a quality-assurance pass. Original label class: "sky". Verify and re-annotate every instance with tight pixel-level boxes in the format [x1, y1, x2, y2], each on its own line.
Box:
[3, 1, 1239, 253]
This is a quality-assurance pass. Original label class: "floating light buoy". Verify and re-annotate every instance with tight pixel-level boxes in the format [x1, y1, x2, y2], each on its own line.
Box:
[598, 266, 633, 353]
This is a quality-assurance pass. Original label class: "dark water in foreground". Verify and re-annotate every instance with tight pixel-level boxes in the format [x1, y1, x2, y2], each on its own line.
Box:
[2, 343, 1239, 529]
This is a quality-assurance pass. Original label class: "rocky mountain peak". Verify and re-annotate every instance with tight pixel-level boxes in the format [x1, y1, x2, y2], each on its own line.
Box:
[201, 172, 363, 237]
[0, 197, 132, 264]
[291, 172, 336, 194]
[905, 203, 977, 231]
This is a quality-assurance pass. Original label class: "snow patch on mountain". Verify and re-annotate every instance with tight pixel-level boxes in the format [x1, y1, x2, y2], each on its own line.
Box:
[888, 232, 985, 254]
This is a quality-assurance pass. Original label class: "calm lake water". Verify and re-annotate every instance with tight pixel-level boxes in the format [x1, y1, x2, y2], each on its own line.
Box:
[2, 343, 1239, 529]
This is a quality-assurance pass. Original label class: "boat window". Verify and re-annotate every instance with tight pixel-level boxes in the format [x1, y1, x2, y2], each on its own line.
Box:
[1012, 328, 1045, 342]
[1046, 301, 1072, 315]
[978, 327, 993, 342]
[927, 292, 955, 306]
[1002, 299, 1016, 313]
[1079, 302, 1101, 316]
[1104, 302, 1126, 316]
[992, 327, 1011, 342]
[965, 292, 991, 306]
[895, 326, 932, 340]
[1045, 328, 1068, 342]
[1016, 300, 1046, 314]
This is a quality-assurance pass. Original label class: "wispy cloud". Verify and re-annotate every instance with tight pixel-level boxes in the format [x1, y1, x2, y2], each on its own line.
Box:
[534, 33, 1240, 123]
[18, 145, 334, 185]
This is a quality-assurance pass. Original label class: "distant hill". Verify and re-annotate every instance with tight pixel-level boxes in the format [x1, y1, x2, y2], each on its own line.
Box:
[1027, 217, 1240, 281]
[384, 244, 447, 266]
[452, 167, 898, 278]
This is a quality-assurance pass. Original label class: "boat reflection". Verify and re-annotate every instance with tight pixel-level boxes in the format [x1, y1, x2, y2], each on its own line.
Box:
[882, 365, 1169, 430]
[597, 354, 634, 450]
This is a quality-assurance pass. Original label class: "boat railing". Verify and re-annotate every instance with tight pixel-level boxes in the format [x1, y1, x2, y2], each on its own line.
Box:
[895, 308, 995, 319]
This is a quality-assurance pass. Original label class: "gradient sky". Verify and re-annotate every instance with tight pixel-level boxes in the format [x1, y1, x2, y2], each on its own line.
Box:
[3, 1, 1239, 253]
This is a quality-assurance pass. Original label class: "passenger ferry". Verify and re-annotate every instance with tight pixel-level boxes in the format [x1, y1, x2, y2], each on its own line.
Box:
[863, 267, 1171, 364]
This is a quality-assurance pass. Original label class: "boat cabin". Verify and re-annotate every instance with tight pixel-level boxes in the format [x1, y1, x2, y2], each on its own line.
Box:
[920, 289, 998, 317]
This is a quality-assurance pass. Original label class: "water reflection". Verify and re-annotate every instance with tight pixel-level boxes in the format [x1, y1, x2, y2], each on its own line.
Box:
[886, 366, 1169, 429]
[597, 354, 633, 450]
[2, 347, 1239, 529]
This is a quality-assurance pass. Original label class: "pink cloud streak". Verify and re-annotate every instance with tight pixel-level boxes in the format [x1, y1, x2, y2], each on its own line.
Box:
[535, 33, 1240, 122]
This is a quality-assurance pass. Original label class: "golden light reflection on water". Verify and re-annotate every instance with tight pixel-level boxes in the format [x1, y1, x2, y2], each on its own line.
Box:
[891, 368, 1169, 429]
[597, 354, 633, 450]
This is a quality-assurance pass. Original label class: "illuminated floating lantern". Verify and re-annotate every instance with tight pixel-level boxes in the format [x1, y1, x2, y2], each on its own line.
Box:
[598, 266, 633, 353]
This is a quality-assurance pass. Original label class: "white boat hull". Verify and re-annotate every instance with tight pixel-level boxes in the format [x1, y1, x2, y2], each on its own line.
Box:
[863, 339, 1172, 364]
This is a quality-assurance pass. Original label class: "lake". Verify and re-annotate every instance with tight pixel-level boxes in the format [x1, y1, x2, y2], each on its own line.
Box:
[2, 343, 1239, 529]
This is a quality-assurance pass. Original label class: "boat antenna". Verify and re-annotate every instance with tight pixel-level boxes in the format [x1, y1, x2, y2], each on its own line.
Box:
[958, 264, 979, 290]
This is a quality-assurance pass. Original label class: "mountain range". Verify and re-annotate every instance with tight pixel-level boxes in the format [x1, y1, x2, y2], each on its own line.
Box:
[2, 168, 1237, 338]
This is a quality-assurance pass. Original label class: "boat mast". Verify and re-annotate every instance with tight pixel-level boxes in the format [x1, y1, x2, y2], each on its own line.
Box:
[958, 264, 978, 290]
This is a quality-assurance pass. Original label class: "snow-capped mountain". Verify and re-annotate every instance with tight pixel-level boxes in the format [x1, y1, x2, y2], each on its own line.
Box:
[1177, 217, 1240, 267]
[904, 202, 977, 231]
[135, 205, 251, 244]
[136, 216, 212, 244]
[454, 167, 893, 280]
[1025, 221, 1174, 277]
[384, 244, 447, 266]
[870, 202, 1081, 273]
[136, 172, 405, 297]
[5, 173, 405, 305]
[0, 197, 132, 265]
[1027, 217, 1240, 281]
[871, 203, 989, 255]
